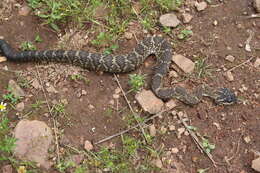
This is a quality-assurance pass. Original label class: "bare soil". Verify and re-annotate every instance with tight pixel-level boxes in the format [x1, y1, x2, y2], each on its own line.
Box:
[0, 0, 260, 172]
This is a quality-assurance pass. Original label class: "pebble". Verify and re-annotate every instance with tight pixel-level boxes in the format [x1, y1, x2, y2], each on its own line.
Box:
[244, 136, 251, 143]
[14, 120, 53, 169]
[152, 158, 163, 169]
[171, 147, 179, 154]
[84, 140, 94, 151]
[1, 165, 13, 173]
[169, 125, 176, 131]
[149, 124, 156, 137]
[165, 100, 177, 110]
[160, 126, 167, 134]
[81, 90, 87, 95]
[18, 5, 31, 16]
[225, 55, 235, 62]
[195, 1, 207, 11]
[159, 13, 180, 27]
[46, 85, 58, 93]
[113, 94, 120, 99]
[252, 157, 260, 172]
[172, 54, 195, 73]
[0, 56, 7, 62]
[254, 58, 260, 68]
[182, 13, 193, 24]
[31, 79, 41, 89]
[88, 104, 95, 109]
[213, 20, 218, 26]
[124, 32, 133, 40]
[225, 71, 234, 82]
[254, 0, 260, 13]
[8, 80, 25, 98]
[135, 90, 164, 114]
[177, 127, 185, 138]
[169, 70, 178, 78]
[16, 102, 25, 112]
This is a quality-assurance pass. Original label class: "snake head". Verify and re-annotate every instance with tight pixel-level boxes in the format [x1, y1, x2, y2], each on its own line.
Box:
[214, 88, 237, 105]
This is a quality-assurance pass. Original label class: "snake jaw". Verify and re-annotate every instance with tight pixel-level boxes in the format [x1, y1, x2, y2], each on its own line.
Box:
[214, 88, 237, 105]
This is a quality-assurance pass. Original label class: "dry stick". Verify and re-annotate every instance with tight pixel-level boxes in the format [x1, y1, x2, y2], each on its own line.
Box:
[113, 74, 148, 142]
[225, 56, 254, 72]
[177, 113, 219, 168]
[94, 109, 166, 145]
[35, 66, 61, 163]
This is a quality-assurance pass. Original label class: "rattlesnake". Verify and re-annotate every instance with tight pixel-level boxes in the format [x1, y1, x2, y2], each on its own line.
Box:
[0, 36, 237, 105]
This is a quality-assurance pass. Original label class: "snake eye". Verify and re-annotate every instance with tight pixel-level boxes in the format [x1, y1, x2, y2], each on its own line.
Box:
[215, 88, 237, 105]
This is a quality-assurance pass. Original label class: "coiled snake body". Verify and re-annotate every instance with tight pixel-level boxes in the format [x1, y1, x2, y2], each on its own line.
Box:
[0, 36, 237, 105]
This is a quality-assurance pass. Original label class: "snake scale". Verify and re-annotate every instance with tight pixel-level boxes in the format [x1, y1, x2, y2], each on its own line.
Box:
[0, 36, 237, 105]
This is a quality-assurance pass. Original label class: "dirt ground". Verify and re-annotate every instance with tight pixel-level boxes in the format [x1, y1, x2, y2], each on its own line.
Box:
[0, 0, 260, 172]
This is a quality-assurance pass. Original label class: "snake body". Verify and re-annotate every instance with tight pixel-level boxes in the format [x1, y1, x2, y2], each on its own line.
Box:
[0, 36, 237, 105]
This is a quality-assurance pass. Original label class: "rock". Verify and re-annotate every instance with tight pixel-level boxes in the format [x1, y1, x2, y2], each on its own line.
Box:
[14, 120, 53, 169]
[213, 20, 218, 26]
[81, 90, 87, 95]
[149, 124, 156, 137]
[18, 5, 31, 16]
[152, 158, 163, 169]
[253, 0, 260, 13]
[124, 32, 133, 40]
[182, 13, 193, 24]
[0, 56, 7, 62]
[169, 70, 178, 78]
[71, 154, 84, 165]
[113, 94, 120, 99]
[225, 71, 234, 82]
[84, 140, 93, 151]
[31, 79, 41, 89]
[135, 90, 164, 114]
[244, 136, 251, 143]
[88, 104, 95, 109]
[171, 147, 179, 154]
[16, 102, 25, 112]
[254, 58, 260, 68]
[195, 1, 207, 11]
[159, 13, 180, 27]
[2, 164, 13, 173]
[165, 100, 177, 110]
[160, 126, 167, 134]
[177, 127, 185, 138]
[8, 80, 25, 98]
[252, 157, 260, 172]
[172, 54, 195, 73]
[225, 55, 235, 62]
[169, 125, 176, 131]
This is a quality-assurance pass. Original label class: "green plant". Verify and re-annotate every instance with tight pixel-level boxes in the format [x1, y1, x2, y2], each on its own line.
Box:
[177, 29, 193, 40]
[3, 92, 20, 104]
[56, 160, 76, 172]
[202, 137, 215, 153]
[35, 34, 43, 42]
[70, 74, 90, 85]
[195, 58, 213, 78]
[20, 41, 37, 51]
[128, 74, 146, 92]
[31, 100, 45, 109]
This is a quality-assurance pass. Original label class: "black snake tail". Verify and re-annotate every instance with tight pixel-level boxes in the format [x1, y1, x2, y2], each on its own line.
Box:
[0, 37, 237, 105]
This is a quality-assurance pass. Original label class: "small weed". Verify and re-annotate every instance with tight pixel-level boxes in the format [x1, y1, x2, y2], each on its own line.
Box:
[195, 58, 213, 78]
[122, 136, 140, 157]
[20, 41, 37, 51]
[129, 74, 146, 92]
[35, 34, 43, 43]
[91, 32, 114, 47]
[177, 29, 193, 40]
[31, 100, 45, 109]
[3, 92, 20, 104]
[51, 102, 65, 115]
[104, 107, 113, 117]
[202, 137, 215, 153]
[74, 166, 87, 173]
[104, 44, 119, 55]
[163, 26, 171, 34]
[56, 160, 75, 172]
[70, 74, 90, 85]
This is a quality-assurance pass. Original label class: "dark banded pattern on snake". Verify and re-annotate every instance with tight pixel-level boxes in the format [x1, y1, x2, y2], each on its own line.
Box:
[0, 36, 237, 105]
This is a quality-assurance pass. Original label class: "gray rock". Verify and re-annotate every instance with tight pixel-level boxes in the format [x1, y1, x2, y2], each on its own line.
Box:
[159, 13, 180, 27]
[252, 157, 260, 172]
[254, 0, 260, 13]
[182, 13, 193, 23]
[254, 58, 260, 68]
[135, 90, 164, 114]
[8, 80, 25, 98]
[172, 54, 195, 73]
[195, 1, 207, 11]
[14, 120, 53, 169]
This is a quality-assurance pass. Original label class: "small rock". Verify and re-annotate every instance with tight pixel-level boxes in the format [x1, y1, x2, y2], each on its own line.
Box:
[253, 0, 260, 13]
[172, 54, 195, 73]
[2, 164, 13, 173]
[8, 80, 25, 98]
[18, 5, 31, 16]
[84, 140, 93, 151]
[165, 100, 177, 109]
[213, 20, 218, 26]
[182, 13, 193, 23]
[0, 56, 7, 62]
[225, 71, 234, 82]
[244, 136, 251, 143]
[252, 157, 260, 172]
[88, 104, 95, 109]
[213, 122, 221, 130]
[177, 127, 185, 138]
[16, 102, 25, 112]
[124, 32, 133, 40]
[81, 90, 87, 95]
[245, 44, 251, 52]
[31, 79, 41, 89]
[114, 87, 121, 94]
[135, 90, 164, 114]
[171, 147, 179, 154]
[169, 125, 176, 131]
[238, 43, 243, 48]
[46, 85, 58, 93]
[195, 1, 207, 11]
[160, 126, 167, 134]
[14, 120, 53, 169]
[152, 158, 163, 169]
[159, 13, 180, 27]
[169, 70, 178, 78]
[113, 94, 120, 99]
[149, 124, 156, 137]
[254, 58, 260, 68]
[225, 55, 235, 62]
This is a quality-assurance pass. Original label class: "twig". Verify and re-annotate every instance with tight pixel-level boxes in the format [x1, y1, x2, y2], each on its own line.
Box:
[225, 57, 254, 72]
[225, 132, 243, 163]
[177, 113, 220, 167]
[245, 14, 260, 19]
[35, 65, 61, 164]
[113, 74, 148, 142]
[94, 109, 167, 145]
